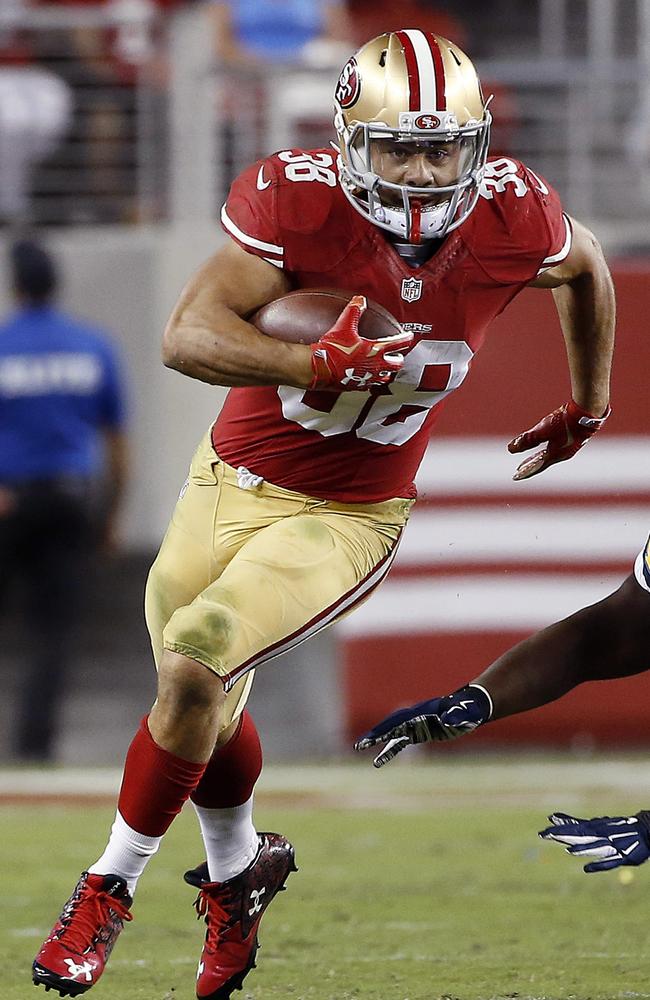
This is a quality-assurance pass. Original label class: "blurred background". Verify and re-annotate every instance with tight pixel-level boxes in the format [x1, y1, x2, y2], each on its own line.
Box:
[0, 0, 649, 765]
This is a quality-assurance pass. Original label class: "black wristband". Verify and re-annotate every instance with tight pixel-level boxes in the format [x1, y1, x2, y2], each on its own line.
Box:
[450, 684, 493, 724]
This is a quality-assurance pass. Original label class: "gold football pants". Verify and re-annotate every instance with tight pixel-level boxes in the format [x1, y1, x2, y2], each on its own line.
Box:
[144, 428, 412, 729]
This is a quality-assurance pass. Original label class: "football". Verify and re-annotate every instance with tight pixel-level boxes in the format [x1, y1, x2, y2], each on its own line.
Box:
[250, 288, 402, 345]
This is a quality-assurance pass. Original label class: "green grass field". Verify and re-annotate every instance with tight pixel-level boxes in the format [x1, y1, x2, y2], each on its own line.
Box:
[3, 759, 650, 1000]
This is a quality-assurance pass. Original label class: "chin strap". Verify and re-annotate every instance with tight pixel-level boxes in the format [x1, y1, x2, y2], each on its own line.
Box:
[408, 199, 422, 244]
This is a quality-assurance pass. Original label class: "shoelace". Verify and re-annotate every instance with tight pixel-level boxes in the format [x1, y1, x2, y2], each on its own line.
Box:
[61, 888, 132, 954]
[194, 888, 237, 952]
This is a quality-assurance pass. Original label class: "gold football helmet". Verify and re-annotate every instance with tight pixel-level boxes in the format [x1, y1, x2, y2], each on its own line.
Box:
[334, 30, 491, 241]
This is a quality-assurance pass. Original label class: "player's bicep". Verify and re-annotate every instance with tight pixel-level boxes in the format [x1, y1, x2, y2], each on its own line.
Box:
[529, 216, 605, 288]
[169, 241, 290, 325]
[163, 241, 290, 361]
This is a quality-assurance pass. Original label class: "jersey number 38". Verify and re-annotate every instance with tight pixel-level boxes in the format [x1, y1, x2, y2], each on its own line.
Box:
[278, 338, 473, 446]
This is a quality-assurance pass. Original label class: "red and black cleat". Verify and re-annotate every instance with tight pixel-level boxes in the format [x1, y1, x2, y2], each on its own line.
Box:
[185, 832, 297, 1000]
[32, 872, 133, 997]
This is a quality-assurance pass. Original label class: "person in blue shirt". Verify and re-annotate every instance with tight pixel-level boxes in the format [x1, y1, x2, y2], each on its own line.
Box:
[0, 239, 127, 761]
[209, 0, 351, 66]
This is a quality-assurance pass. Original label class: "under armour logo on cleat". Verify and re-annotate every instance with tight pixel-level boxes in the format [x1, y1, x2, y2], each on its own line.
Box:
[63, 959, 94, 982]
[248, 887, 266, 915]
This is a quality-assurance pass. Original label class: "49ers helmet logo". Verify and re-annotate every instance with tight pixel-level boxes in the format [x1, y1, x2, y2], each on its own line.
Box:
[336, 57, 361, 109]
[414, 114, 441, 129]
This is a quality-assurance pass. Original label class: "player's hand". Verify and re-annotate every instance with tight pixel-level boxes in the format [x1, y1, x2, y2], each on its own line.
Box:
[539, 811, 650, 872]
[354, 684, 493, 768]
[508, 400, 610, 481]
[309, 295, 413, 391]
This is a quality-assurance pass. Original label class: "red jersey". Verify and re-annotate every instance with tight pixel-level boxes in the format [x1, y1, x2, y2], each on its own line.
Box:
[213, 149, 571, 503]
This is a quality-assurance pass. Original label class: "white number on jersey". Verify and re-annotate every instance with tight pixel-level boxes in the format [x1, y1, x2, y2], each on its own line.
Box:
[277, 339, 473, 446]
[278, 151, 337, 187]
[479, 158, 528, 200]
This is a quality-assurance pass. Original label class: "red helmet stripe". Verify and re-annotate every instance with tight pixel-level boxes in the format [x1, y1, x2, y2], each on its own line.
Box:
[426, 34, 447, 111]
[396, 30, 421, 111]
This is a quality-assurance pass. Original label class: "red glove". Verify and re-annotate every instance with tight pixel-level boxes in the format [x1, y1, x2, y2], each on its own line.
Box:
[508, 400, 610, 481]
[309, 295, 413, 391]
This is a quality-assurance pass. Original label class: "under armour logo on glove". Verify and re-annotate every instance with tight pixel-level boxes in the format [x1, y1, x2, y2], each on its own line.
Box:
[309, 296, 413, 392]
[539, 810, 650, 872]
[340, 369, 375, 387]
[354, 684, 493, 768]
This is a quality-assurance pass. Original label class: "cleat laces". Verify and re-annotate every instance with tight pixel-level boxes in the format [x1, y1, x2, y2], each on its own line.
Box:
[193, 888, 237, 952]
[60, 889, 132, 955]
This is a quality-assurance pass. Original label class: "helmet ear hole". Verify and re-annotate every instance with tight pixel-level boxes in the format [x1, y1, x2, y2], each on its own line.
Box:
[379, 49, 387, 67]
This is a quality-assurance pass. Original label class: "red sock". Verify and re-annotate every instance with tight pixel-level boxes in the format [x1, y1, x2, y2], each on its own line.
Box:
[118, 716, 207, 837]
[191, 710, 262, 809]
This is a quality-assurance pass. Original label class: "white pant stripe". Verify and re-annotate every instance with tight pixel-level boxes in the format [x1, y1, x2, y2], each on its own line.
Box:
[223, 538, 401, 690]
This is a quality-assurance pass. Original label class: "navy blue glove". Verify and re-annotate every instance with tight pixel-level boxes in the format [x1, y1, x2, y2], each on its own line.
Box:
[539, 811, 650, 872]
[354, 684, 493, 768]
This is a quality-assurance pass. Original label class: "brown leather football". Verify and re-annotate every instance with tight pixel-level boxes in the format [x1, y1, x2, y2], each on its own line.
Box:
[250, 288, 402, 345]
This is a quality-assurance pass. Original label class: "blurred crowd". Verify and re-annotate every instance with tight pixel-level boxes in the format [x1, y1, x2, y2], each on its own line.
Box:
[0, 0, 187, 224]
[0, 0, 517, 226]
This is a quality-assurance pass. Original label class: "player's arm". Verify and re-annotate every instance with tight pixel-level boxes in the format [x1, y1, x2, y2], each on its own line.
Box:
[473, 572, 650, 719]
[508, 218, 615, 480]
[530, 216, 614, 416]
[162, 241, 308, 388]
[162, 241, 412, 391]
[355, 571, 650, 766]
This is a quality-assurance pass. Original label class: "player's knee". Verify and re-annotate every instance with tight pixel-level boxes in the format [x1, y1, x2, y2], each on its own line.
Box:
[165, 600, 237, 662]
[157, 649, 225, 716]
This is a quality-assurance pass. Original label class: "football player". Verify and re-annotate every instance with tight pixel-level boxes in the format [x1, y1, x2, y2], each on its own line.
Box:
[33, 30, 615, 999]
[356, 536, 650, 869]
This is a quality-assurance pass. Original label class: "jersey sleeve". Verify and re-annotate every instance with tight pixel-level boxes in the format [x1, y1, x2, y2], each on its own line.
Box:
[221, 149, 349, 275]
[525, 167, 572, 279]
[472, 158, 573, 285]
[220, 158, 285, 270]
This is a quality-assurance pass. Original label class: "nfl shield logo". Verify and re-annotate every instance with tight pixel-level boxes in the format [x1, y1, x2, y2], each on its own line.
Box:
[401, 277, 423, 302]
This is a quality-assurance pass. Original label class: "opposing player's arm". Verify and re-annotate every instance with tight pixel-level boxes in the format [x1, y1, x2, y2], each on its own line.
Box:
[508, 217, 614, 480]
[162, 241, 312, 388]
[162, 241, 412, 391]
[355, 568, 650, 767]
[474, 571, 650, 720]
[529, 216, 615, 418]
